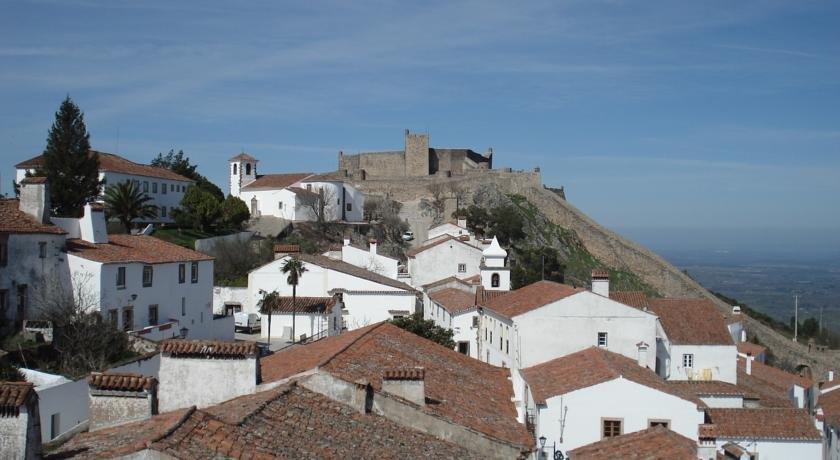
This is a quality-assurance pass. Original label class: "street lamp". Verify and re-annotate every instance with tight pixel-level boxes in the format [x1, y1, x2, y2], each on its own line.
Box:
[539, 436, 546, 449]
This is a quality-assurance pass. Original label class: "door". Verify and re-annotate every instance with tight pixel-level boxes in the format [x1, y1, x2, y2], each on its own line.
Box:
[250, 196, 258, 217]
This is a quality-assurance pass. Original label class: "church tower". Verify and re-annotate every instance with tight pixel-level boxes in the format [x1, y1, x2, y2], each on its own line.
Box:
[228, 152, 258, 197]
[481, 236, 510, 291]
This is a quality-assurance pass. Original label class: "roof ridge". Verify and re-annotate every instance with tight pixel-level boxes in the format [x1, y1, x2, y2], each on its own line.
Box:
[147, 406, 197, 448]
[318, 322, 389, 371]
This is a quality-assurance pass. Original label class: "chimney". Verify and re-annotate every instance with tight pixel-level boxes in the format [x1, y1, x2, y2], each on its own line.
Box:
[0, 382, 41, 459]
[746, 355, 753, 375]
[457, 218, 467, 229]
[273, 244, 300, 260]
[636, 342, 649, 368]
[18, 177, 50, 224]
[740, 329, 747, 343]
[829, 371, 835, 382]
[591, 269, 609, 297]
[369, 239, 378, 255]
[382, 368, 425, 406]
[343, 238, 350, 247]
[87, 373, 157, 431]
[80, 203, 109, 243]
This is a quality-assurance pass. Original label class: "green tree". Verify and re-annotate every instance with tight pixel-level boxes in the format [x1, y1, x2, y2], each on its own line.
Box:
[281, 257, 307, 342]
[152, 149, 224, 201]
[104, 181, 158, 233]
[391, 313, 456, 349]
[487, 205, 525, 245]
[511, 246, 565, 289]
[173, 186, 221, 231]
[41, 96, 102, 217]
[258, 290, 281, 345]
[459, 205, 490, 237]
[220, 195, 250, 229]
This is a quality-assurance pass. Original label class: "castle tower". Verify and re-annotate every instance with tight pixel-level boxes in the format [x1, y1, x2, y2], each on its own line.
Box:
[481, 236, 510, 291]
[228, 152, 258, 197]
[404, 129, 429, 176]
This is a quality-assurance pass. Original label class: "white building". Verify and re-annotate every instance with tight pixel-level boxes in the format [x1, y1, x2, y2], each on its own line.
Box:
[259, 295, 343, 342]
[247, 253, 416, 340]
[0, 179, 69, 331]
[0, 382, 41, 459]
[228, 153, 364, 222]
[647, 298, 738, 384]
[18, 368, 87, 443]
[15, 150, 193, 224]
[520, 347, 706, 456]
[325, 238, 399, 279]
[427, 288, 481, 358]
[407, 235, 484, 287]
[704, 408, 822, 459]
[819, 382, 840, 460]
[55, 204, 231, 341]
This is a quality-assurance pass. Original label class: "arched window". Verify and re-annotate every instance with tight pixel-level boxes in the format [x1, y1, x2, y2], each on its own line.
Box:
[491, 273, 500, 288]
[245, 163, 251, 175]
[232, 164, 237, 175]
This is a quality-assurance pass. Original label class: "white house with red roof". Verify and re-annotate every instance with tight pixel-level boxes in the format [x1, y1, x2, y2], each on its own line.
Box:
[16, 150, 193, 224]
[406, 233, 486, 288]
[325, 237, 399, 279]
[702, 408, 822, 459]
[227, 153, 363, 222]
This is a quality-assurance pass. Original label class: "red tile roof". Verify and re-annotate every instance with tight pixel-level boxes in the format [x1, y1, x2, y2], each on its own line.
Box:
[51, 383, 481, 459]
[269, 296, 336, 314]
[260, 322, 531, 449]
[66, 234, 213, 264]
[591, 268, 609, 280]
[429, 288, 476, 315]
[609, 291, 651, 310]
[669, 380, 750, 398]
[647, 298, 733, 345]
[819, 388, 840, 428]
[228, 152, 257, 162]
[88, 373, 156, 392]
[273, 243, 300, 253]
[705, 408, 821, 440]
[293, 253, 414, 291]
[482, 280, 581, 319]
[737, 341, 767, 357]
[160, 340, 257, 358]
[240, 173, 312, 190]
[422, 276, 473, 290]
[0, 199, 66, 234]
[568, 425, 698, 460]
[520, 347, 702, 406]
[0, 382, 36, 416]
[735, 368, 797, 408]
[405, 235, 481, 258]
[17, 151, 193, 182]
[739, 356, 812, 389]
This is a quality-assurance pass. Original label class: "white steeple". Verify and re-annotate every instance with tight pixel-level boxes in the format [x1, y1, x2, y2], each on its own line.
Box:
[481, 236, 510, 291]
[228, 152, 258, 198]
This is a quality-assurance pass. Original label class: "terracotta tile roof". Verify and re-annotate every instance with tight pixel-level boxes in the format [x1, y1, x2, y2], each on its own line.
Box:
[735, 368, 796, 408]
[482, 280, 581, 319]
[463, 273, 482, 284]
[273, 243, 300, 253]
[0, 199, 66, 234]
[383, 367, 425, 380]
[303, 171, 347, 182]
[705, 408, 821, 440]
[591, 268, 609, 280]
[669, 380, 750, 398]
[476, 287, 508, 306]
[429, 288, 476, 315]
[66, 234, 213, 264]
[699, 424, 717, 439]
[520, 347, 702, 406]
[269, 296, 336, 314]
[406, 235, 481, 258]
[51, 382, 481, 459]
[17, 151, 193, 182]
[737, 356, 813, 390]
[228, 152, 257, 162]
[261, 322, 531, 449]
[422, 276, 473, 290]
[160, 340, 257, 358]
[0, 382, 36, 416]
[736, 341, 767, 357]
[647, 298, 733, 345]
[609, 291, 651, 310]
[240, 173, 312, 190]
[294, 253, 415, 291]
[88, 373, 156, 392]
[20, 176, 48, 184]
[287, 186, 320, 200]
[568, 425, 698, 460]
[819, 388, 840, 427]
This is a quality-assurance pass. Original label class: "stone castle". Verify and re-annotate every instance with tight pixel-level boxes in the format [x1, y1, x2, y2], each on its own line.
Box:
[338, 129, 493, 179]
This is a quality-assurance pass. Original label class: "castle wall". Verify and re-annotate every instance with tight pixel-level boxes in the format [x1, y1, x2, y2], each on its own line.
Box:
[350, 169, 542, 202]
[404, 131, 429, 176]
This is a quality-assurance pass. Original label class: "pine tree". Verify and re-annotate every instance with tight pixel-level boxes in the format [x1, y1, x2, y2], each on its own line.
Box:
[42, 96, 101, 217]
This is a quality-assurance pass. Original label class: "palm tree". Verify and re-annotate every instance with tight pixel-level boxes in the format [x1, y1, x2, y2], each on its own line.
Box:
[258, 290, 281, 346]
[103, 181, 157, 233]
[281, 257, 307, 342]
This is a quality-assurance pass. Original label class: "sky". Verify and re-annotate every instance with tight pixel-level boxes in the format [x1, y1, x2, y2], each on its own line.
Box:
[1, 1, 839, 250]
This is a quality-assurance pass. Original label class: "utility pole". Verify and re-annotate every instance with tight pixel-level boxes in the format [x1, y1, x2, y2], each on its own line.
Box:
[541, 255, 545, 281]
[793, 294, 799, 343]
[819, 305, 824, 335]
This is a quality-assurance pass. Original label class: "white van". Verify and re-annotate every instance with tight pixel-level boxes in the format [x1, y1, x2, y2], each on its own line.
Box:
[234, 312, 261, 334]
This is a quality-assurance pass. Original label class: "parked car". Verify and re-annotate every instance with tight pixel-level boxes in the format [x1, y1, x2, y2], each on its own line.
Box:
[402, 230, 415, 241]
[234, 312, 261, 334]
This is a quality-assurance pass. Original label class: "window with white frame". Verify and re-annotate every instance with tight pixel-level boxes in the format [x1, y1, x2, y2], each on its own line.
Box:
[682, 354, 694, 368]
[597, 332, 608, 347]
[457, 263, 466, 273]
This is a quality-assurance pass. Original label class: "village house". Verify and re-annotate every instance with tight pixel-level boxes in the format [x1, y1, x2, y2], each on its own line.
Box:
[736, 355, 815, 409]
[406, 234, 485, 287]
[324, 237, 399, 279]
[818, 379, 840, 460]
[0, 179, 69, 331]
[566, 425, 703, 460]
[86, 373, 158, 431]
[519, 347, 706, 456]
[0, 382, 41, 459]
[16, 151, 193, 224]
[247, 252, 416, 341]
[737, 341, 767, 363]
[703, 408, 822, 458]
[228, 154, 364, 222]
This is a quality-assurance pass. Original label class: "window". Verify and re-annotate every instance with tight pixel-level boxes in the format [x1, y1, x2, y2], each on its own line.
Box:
[598, 332, 608, 347]
[108, 309, 118, 329]
[458, 263, 467, 273]
[0, 291, 7, 320]
[682, 354, 694, 368]
[278, 202, 283, 209]
[116, 267, 126, 289]
[142, 265, 153, 287]
[152, 182, 158, 193]
[17, 285, 27, 319]
[170, 184, 175, 192]
[178, 264, 186, 284]
[506, 339, 509, 354]
[39, 241, 47, 258]
[602, 419, 622, 438]
[472, 316, 479, 328]
[490, 331, 493, 344]
[50, 413, 60, 440]
[122, 307, 134, 332]
[233, 164, 237, 175]
[246, 163, 251, 175]
[161, 206, 167, 217]
[143, 181, 149, 193]
[191, 262, 198, 283]
[491, 273, 500, 288]
[161, 182, 167, 194]
[346, 203, 352, 212]
[148, 305, 158, 326]
[181, 297, 186, 316]
[306, 184, 312, 191]
[458, 342, 469, 355]
[649, 420, 670, 429]
[0, 237, 7, 266]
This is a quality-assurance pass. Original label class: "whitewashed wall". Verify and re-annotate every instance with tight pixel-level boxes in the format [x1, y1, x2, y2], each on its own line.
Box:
[0, 233, 69, 326]
[714, 439, 821, 460]
[340, 244, 399, 279]
[18, 369, 87, 443]
[100, 172, 191, 223]
[213, 286, 249, 315]
[666, 344, 737, 384]
[239, 188, 298, 220]
[157, 356, 256, 412]
[341, 291, 416, 329]
[452, 310, 479, 359]
[261, 312, 329, 341]
[408, 240, 483, 287]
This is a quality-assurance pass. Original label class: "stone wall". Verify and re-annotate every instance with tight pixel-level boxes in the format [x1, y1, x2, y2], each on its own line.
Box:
[89, 390, 155, 431]
[0, 401, 40, 459]
[404, 130, 429, 176]
[351, 169, 542, 202]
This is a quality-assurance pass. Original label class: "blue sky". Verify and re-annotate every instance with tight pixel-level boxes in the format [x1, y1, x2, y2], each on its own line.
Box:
[2, 1, 839, 243]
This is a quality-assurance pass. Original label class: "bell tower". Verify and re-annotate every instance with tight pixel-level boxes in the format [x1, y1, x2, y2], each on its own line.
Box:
[229, 152, 258, 197]
[481, 236, 510, 291]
